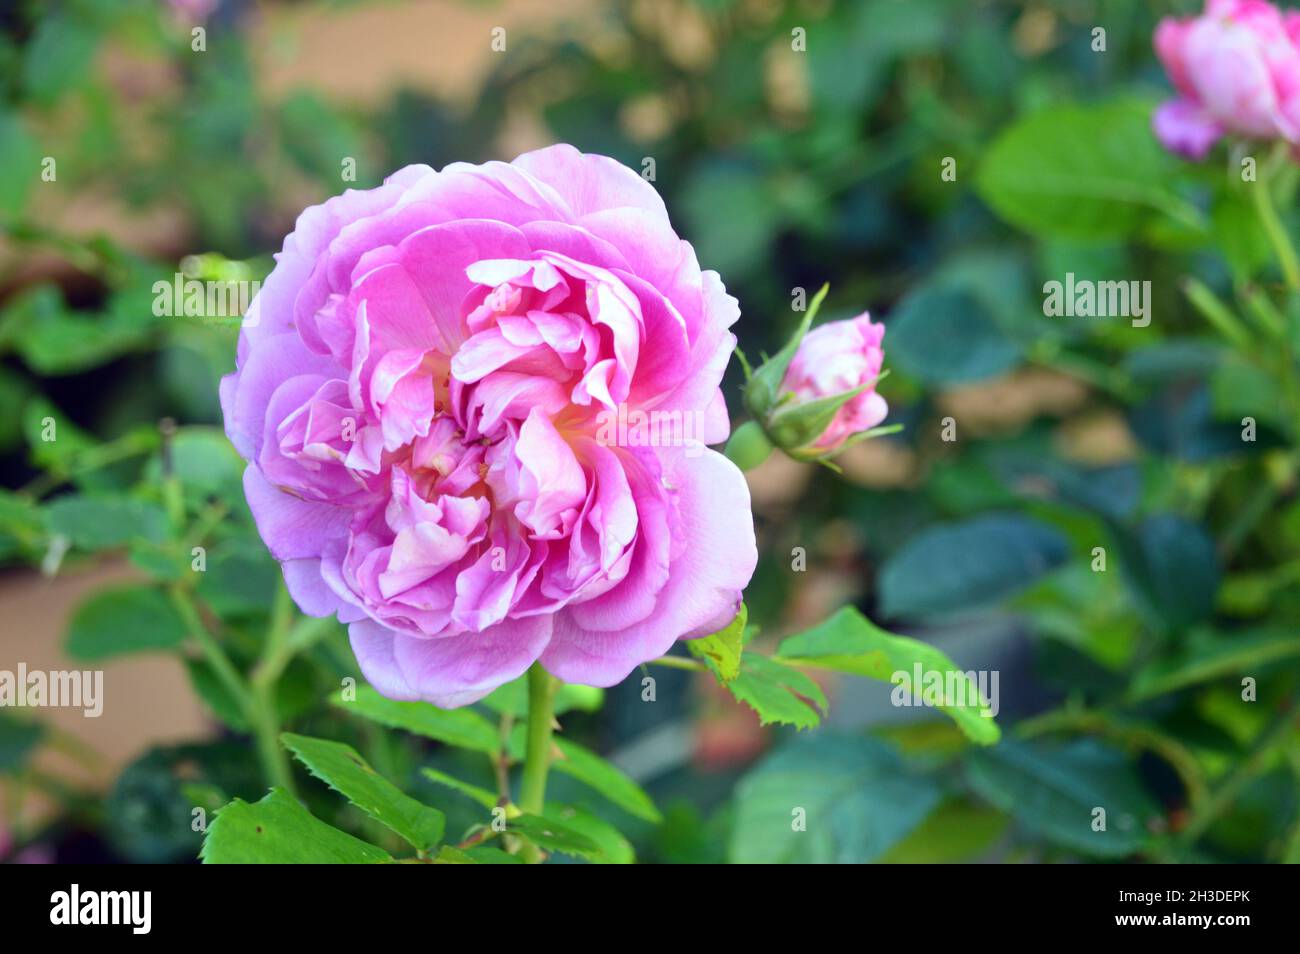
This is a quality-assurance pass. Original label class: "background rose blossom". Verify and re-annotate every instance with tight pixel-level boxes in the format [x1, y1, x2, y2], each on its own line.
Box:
[221, 145, 757, 707]
[1153, 0, 1300, 158]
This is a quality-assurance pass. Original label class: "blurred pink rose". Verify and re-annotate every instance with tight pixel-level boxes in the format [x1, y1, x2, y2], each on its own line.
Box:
[167, 0, 219, 24]
[779, 313, 888, 453]
[221, 145, 756, 707]
[1153, 0, 1300, 158]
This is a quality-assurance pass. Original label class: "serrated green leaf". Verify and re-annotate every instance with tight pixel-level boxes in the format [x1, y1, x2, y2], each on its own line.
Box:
[66, 586, 188, 661]
[687, 603, 746, 681]
[776, 605, 1000, 744]
[282, 733, 445, 852]
[724, 652, 827, 730]
[333, 685, 499, 754]
[201, 788, 392, 864]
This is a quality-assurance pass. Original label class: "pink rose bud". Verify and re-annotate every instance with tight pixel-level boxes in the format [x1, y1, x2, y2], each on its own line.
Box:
[1152, 0, 1300, 159]
[775, 312, 888, 456]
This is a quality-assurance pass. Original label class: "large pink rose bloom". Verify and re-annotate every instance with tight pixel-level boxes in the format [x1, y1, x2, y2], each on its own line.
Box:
[779, 313, 887, 454]
[1153, 0, 1300, 158]
[221, 145, 757, 707]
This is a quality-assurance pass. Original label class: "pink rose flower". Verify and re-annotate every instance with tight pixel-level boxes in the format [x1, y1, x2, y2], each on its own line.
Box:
[1153, 0, 1300, 158]
[166, 0, 219, 24]
[779, 312, 887, 454]
[221, 145, 757, 707]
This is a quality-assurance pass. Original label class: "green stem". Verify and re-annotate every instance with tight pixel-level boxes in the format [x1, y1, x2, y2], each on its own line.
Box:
[248, 683, 296, 798]
[1252, 157, 1300, 292]
[517, 663, 557, 863]
[248, 584, 300, 798]
[1179, 692, 1299, 849]
[170, 585, 297, 797]
[169, 586, 250, 713]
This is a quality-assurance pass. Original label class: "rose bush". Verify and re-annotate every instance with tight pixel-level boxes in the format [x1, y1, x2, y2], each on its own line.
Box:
[221, 145, 757, 707]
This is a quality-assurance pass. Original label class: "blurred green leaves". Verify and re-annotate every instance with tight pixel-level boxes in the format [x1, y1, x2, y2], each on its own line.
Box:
[730, 735, 942, 863]
[966, 739, 1158, 858]
[877, 514, 1069, 619]
[977, 99, 1197, 241]
[66, 585, 188, 661]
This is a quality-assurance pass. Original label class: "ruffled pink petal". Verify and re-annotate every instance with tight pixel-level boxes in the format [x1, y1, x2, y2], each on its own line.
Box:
[541, 448, 756, 684]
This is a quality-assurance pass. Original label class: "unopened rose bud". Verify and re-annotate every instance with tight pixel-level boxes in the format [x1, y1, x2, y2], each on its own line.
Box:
[769, 313, 888, 457]
[737, 286, 892, 466]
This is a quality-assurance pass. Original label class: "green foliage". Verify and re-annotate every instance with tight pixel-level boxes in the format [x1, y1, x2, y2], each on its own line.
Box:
[722, 653, 828, 730]
[65, 586, 188, 661]
[283, 733, 445, 852]
[966, 740, 1159, 858]
[976, 99, 1192, 241]
[0, 714, 44, 773]
[888, 286, 1020, 384]
[333, 685, 500, 755]
[777, 606, 1000, 744]
[202, 788, 393, 864]
[687, 602, 747, 681]
[730, 734, 942, 863]
[877, 514, 1069, 619]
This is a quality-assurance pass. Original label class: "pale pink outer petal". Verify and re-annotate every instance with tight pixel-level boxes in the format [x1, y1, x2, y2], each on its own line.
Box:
[351, 615, 553, 707]
[541, 449, 756, 685]
[243, 466, 351, 561]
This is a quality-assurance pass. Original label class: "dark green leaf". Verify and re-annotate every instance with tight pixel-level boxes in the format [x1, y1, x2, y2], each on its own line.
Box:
[878, 514, 1069, 619]
[966, 739, 1158, 858]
